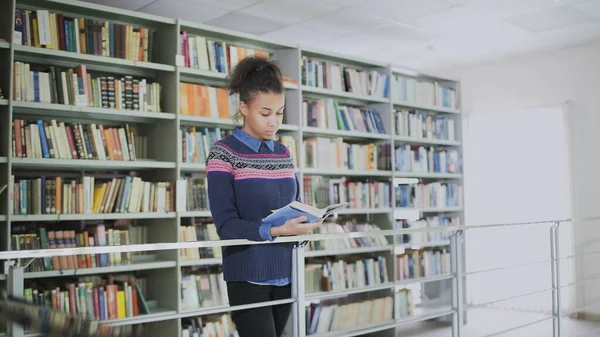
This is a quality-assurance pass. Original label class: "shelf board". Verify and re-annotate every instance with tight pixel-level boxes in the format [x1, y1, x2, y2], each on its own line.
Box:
[302, 126, 390, 140]
[394, 207, 462, 218]
[393, 100, 460, 114]
[19, 0, 175, 26]
[396, 307, 454, 328]
[0, 41, 9, 49]
[179, 115, 297, 133]
[301, 46, 388, 69]
[301, 85, 389, 104]
[179, 19, 297, 51]
[179, 298, 296, 319]
[11, 212, 176, 222]
[0, 99, 8, 106]
[284, 82, 300, 90]
[306, 282, 395, 301]
[180, 258, 222, 267]
[180, 163, 207, 172]
[0, 215, 6, 222]
[279, 124, 300, 131]
[180, 115, 236, 128]
[11, 158, 176, 170]
[308, 319, 396, 337]
[13, 45, 175, 74]
[335, 207, 392, 215]
[398, 240, 451, 250]
[394, 274, 454, 288]
[12, 101, 176, 123]
[23, 260, 176, 279]
[305, 245, 393, 258]
[394, 136, 461, 147]
[303, 168, 392, 177]
[179, 67, 227, 80]
[0, 157, 6, 163]
[179, 210, 212, 218]
[394, 172, 462, 179]
[103, 307, 177, 326]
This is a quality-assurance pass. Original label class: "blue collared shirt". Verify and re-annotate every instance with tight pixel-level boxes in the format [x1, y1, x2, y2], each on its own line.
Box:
[232, 127, 290, 287]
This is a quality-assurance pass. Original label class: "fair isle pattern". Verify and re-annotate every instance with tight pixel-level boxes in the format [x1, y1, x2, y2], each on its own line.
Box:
[207, 142, 295, 180]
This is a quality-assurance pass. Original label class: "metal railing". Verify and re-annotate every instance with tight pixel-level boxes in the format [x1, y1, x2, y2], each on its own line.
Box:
[0, 218, 597, 337]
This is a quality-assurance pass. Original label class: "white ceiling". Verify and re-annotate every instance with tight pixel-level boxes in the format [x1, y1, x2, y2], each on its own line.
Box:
[82, 0, 600, 71]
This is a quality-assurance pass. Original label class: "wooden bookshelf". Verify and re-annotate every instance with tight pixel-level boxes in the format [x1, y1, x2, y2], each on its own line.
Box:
[0, 1, 465, 337]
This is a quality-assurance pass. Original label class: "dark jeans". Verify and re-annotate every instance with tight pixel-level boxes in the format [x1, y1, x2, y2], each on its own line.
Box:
[227, 281, 292, 337]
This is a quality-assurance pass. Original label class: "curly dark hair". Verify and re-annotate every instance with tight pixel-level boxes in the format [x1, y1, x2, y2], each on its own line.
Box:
[226, 55, 284, 123]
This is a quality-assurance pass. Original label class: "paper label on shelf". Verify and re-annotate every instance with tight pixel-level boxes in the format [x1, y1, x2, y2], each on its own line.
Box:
[13, 31, 22, 45]
[394, 246, 406, 255]
[75, 95, 88, 107]
[176, 54, 185, 67]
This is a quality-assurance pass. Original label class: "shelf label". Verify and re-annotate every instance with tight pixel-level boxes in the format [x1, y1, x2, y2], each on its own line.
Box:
[176, 54, 185, 67]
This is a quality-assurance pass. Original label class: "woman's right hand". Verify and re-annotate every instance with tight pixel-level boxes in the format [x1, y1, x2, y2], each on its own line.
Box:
[270, 216, 322, 237]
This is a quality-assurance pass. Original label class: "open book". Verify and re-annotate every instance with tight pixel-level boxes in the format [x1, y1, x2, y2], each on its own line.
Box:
[263, 201, 349, 224]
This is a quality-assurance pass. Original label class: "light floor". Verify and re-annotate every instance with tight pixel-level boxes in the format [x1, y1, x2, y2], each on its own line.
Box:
[396, 308, 600, 337]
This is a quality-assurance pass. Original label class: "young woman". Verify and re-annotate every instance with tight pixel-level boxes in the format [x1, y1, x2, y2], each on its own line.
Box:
[206, 56, 321, 337]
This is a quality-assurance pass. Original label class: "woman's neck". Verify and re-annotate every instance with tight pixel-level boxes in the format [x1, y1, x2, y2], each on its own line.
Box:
[241, 125, 263, 141]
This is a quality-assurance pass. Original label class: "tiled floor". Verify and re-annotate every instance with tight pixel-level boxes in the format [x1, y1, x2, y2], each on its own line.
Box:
[396, 308, 600, 337]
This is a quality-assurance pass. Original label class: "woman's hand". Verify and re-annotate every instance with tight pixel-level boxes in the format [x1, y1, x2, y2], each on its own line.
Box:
[270, 216, 322, 237]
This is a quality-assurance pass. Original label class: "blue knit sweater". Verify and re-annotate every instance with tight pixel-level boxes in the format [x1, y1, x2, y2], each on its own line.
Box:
[206, 128, 299, 282]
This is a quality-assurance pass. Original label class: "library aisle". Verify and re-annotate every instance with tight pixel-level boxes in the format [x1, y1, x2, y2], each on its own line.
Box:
[2, 1, 600, 337]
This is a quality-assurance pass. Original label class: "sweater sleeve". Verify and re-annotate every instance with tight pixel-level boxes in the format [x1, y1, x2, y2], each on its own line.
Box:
[206, 144, 265, 242]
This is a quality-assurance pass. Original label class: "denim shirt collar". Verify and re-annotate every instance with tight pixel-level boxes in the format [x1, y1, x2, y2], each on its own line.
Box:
[233, 127, 275, 153]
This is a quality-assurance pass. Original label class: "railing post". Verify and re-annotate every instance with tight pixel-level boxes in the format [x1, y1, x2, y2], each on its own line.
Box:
[292, 243, 306, 337]
[7, 264, 25, 337]
[450, 230, 464, 337]
[550, 222, 562, 337]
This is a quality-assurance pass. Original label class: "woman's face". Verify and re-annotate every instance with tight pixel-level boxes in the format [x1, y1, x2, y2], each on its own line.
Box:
[240, 91, 285, 140]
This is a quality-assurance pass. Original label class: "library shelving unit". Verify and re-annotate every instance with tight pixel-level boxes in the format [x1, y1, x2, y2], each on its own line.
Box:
[0, 1, 465, 337]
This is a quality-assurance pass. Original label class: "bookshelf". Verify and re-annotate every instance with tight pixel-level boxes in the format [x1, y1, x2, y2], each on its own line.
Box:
[0, 1, 465, 337]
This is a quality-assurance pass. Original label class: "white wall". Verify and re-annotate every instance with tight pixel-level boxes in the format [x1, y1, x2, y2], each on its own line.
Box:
[436, 41, 600, 314]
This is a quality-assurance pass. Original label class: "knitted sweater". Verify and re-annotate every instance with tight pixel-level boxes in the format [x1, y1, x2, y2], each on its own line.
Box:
[206, 129, 299, 282]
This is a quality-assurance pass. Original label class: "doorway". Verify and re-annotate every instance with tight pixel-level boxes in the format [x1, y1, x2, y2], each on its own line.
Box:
[462, 104, 574, 314]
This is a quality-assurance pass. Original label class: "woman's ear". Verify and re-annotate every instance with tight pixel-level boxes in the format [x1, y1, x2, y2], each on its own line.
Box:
[239, 101, 249, 117]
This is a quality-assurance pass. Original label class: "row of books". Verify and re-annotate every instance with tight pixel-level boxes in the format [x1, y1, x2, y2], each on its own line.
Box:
[301, 56, 390, 99]
[396, 216, 460, 244]
[304, 138, 392, 171]
[395, 182, 463, 209]
[182, 174, 209, 212]
[13, 62, 162, 112]
[395, 145, 461, 174]
[391, 74, 458, 109]
[14, 9, 154, 62]
[397, 248, 451, 281]
[305, 256, 389, 294]
[182, 314, 238, 337]
[181, 268, 228, 311]
[306, 222, 389, 252]
[180, 222, 221, 260]
[394, 109, 457, 141]
[303, 98, 386, 134]
[11, 175, 174, 215]
[302, 175, 392, 210]
[306, 296, 393, 335]
[180, 127, 231, 164]
[12, 222, 146, 272]
[179, 31, 269, 74]
[179, 82, 237, 118]
[23, 274, 150, 321]
[12, 118, 145, 161]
